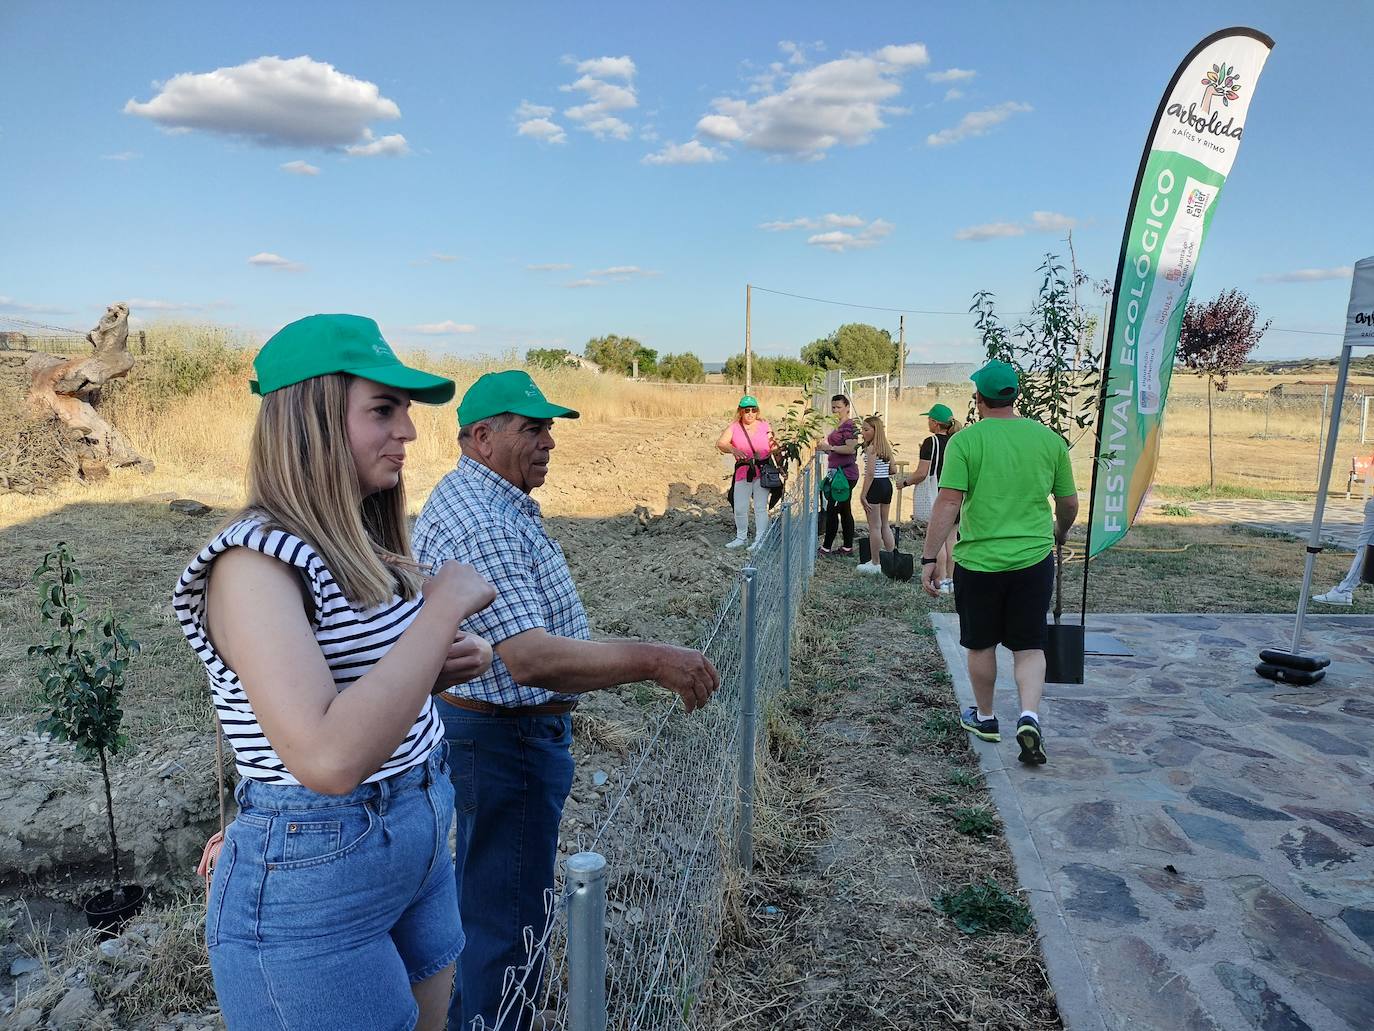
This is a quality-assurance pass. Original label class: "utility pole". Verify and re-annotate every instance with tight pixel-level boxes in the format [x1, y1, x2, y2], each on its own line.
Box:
[897, 315, 906, 399]
[744, 283, 752, 395]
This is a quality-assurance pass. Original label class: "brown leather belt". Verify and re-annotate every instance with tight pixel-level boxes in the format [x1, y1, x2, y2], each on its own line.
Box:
[437, 694, 576, 717]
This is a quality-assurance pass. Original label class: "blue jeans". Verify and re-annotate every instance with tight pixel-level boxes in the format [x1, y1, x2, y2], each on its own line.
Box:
[207, 746, 461, 1031]
[438, 706, 575, 1031]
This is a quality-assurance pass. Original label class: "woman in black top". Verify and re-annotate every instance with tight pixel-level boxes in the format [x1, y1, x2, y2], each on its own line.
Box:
[899, 403, 961, 593]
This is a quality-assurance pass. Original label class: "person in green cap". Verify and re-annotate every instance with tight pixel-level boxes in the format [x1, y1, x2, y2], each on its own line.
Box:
[413, 370, 721, 1031]
[715, 394, 782, 550]
[920, 359, 1079, 765]
[172, 314, 498, 1031]
[896, 402, 963, 592]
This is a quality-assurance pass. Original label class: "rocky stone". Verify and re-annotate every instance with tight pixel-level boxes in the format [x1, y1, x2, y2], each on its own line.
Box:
[1233, 875, 1374, 1028]
[1146, 735, 1202, 768]
[1237, 760, 1317, 800]
[1213, 962, 1313, 1031]
[1278, 826, 1355, 871]
[1163, 923, 1216, 951]
[1088, 936, 1219, 1029]
[1168, 721, 1274, 759]
[1340, 697, 1374, 720]
[5, 1010, 41, 1030]
[1053, 801, 1123, 850]
[169, 498, 211, 516]
[1133, 814, 1195, 855]
[1261, 704, 1338, 723]
[8, 956, 40, 977]
[1137, 865, 1206, 910]
[1274, 723, 1368, 757]
[1061, 863, 1143, 925]
[1281, 806, 1374, 847]
[1198, 688, 1254, 724]
[1165, 806, 1261, 860]
[49, 986, 98, 1026]
[1187, 787, 1293, 822]
[1339, 907, 1374, 951]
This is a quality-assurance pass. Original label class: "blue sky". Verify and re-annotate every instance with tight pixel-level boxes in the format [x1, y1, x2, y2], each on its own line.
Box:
[2, 1, 1370, 362]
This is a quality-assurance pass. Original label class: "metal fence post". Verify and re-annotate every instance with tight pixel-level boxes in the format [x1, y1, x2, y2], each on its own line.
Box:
[565, 852, 608, 1031]
[737, 566, 759, 871]
[780, 501, 793, 694]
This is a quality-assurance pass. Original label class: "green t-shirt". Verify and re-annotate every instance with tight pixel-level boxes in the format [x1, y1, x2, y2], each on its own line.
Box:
[938, 417, 1076, 573]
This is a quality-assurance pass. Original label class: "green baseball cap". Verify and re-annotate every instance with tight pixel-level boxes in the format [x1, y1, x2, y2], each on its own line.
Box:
[737, 395, 760, 409]
[250, 314, 455, 404]
[970, 359, 1019, 400]
[920, 403, 954, 422]
[457, 370, 580, 427]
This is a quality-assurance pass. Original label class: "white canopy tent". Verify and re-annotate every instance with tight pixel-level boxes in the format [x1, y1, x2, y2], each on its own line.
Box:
[1289, 255, 1374, 655]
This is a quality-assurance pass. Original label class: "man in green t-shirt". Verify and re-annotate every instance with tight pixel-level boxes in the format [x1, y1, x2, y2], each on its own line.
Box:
[920, 360, 1079, 764]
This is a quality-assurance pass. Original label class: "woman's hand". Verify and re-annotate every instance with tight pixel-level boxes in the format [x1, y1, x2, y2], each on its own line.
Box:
[432, 632, 494, 693]
[423, 562, 497, 623]
[816, 440, 831, 453]
[731, 447, 752, 460]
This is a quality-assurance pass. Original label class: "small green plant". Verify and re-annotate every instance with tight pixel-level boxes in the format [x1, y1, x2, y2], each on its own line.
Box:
[28, 542, 141, 900]
[918, 709, 963, 748]
[948, 769, 981, 788]
[773, 373, 828, 473]
[934, 880, 1034, 936]
[927, 792, 955, 806]
[1160, 503, 1193, 517]
[952, 806, 998, 839]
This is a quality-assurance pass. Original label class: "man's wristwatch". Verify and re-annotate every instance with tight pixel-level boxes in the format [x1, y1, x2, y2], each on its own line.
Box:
[920, 557, 937, 565]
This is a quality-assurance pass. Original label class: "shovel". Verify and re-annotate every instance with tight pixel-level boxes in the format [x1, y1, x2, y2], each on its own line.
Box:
[879, 467, 915, 581]
[1044, 543, 1084, 685]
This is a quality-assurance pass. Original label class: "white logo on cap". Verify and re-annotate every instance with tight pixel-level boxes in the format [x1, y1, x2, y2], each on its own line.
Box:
[526, 387, 540, 398]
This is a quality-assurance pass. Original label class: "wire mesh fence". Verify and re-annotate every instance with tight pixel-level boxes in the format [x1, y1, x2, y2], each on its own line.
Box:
[475, 459, 822, 1031]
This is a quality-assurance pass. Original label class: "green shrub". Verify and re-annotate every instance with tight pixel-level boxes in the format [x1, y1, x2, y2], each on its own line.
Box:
[934, 880, 1033, 936]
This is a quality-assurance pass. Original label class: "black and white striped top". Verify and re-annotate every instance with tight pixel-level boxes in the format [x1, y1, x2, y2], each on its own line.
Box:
[172, 518, 444, 785]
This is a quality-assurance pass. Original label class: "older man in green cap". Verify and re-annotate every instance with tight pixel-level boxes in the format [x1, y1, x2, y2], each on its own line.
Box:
[920, 360, 1079, 766]
[413, 370, 720, 1031]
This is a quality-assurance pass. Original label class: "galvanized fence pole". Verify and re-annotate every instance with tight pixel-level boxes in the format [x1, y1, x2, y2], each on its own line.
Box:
[780, 501, 793, 694]
[565, 852, 608, 1031]
[736, 566, 759, 871]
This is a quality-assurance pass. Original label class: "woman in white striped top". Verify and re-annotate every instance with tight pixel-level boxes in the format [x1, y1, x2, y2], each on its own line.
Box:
[173, 315, 496, 1031]
[856, 414, 896, 574]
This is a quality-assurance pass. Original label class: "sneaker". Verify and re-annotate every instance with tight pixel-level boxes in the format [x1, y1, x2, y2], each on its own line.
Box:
[725, 538, 748, 549]
[748, 539, 765, 552]
[838, 546, 854, 556]
[1016, 715, 1047, 765]
[818, 545, 832, 556]
[855, 561, 882, 575]
[1313, 588, 1354, 606]
[959, 706, 1000, 742]
[939, 579, 953, 595]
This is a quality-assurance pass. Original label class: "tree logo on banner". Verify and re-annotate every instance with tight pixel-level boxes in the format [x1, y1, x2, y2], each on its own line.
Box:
[1200, 63, 1242, 114]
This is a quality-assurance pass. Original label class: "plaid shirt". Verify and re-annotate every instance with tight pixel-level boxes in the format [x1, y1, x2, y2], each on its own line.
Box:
[413, 455, 588, 706]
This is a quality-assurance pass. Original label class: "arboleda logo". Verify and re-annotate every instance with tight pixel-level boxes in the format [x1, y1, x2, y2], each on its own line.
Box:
[1165, 59, 1246, 141]
[1200, 63, 1241, 114]
[1357, 312, 1374, 326]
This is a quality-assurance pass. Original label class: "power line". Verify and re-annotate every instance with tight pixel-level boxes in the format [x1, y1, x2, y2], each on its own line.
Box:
[749, 284, 1033, 317]
[0, 314, 85, 335]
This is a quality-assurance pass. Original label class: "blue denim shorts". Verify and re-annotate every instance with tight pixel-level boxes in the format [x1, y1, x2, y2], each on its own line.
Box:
[207, 745, 461, 1031]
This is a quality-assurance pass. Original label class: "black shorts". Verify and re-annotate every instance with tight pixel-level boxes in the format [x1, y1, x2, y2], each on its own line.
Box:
[865, 478, 893, 505]
[953, 553, 1054, 651]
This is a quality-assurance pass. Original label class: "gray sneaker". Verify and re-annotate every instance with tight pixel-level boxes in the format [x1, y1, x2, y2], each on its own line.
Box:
[1313, 588, 1353, 606]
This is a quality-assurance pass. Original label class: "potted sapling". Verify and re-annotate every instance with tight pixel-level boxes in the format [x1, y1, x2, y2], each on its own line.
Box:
[28, 542, 145, 933]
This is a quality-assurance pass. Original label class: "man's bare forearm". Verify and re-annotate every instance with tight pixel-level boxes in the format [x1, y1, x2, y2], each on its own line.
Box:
[497, 631, 667, 694]
[1054, 494, 1080, 542]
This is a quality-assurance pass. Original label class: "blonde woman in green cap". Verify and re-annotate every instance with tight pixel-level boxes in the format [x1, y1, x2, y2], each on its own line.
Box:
[897, 402, 962, 592]
[716, 394, 781, 550]
[172, 314, 497, 1031]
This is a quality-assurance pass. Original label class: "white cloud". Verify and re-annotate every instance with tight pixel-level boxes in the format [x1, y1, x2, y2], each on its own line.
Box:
[247, 252, 303, 270]
[778, 41, 824, 67]
[806, 218, 893, 253]
[1259, 267, 1354, 283]
[954, 222, 1026, 241]
[0, 296, 73, 315]
[927, 101, 1032, 146]
[566, 279, 601, 289]
[588, 265, 659, 279]
[102, 151, 141, 161]
[944, 88, 965, 102]
[124, 55, 405, 155]
[642, 140, 725, 165]
[412, 321, 477, 335]
[431, 253, 460, 263]
[526, 263, 574, 271]
[695, 42, 929, 159]
[281, 159, 320, 175]
[927, 68, 976, 83]
[1029, 211, 1079, 232]
[558, 55, 637, 140]
[344, 131, 409, 157]
[516, 101, 555, 119]
[760, 213, 866, 231]
[516, 116, 567, 144]
[126, 298, 230, 312]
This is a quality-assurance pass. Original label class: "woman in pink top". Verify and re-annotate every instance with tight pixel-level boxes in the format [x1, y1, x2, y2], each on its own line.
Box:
[716, 395, 779, 550]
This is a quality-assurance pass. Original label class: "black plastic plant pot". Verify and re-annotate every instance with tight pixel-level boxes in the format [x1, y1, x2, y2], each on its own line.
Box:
[1045, 624, 1085, 685]
[84, 883, 145, 937]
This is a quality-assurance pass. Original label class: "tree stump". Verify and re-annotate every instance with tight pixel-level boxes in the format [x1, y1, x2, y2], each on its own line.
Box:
[26, 303, 150, 473]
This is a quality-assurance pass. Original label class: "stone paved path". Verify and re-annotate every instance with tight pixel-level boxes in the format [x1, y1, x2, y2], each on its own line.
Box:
[933, 612, 1374, 1031]
[1187, 498, 1370, 550]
